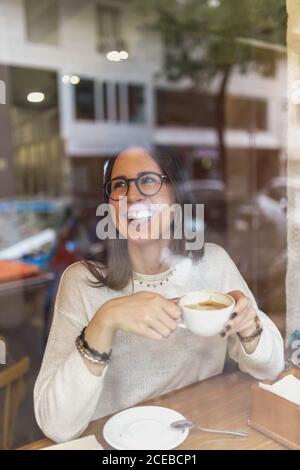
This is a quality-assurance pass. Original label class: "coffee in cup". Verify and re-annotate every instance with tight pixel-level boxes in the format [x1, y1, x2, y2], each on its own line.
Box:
[185, 299, 228, 311]
[178, 291, 235, 337]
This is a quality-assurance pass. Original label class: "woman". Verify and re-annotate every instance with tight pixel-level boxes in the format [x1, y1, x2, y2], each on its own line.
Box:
[34, 147, 284, 442]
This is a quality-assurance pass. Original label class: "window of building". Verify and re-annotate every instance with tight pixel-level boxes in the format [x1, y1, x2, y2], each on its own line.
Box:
[75, 79, 95, 121]
[156, 89, 267, 131]
[128, 84, 145, 123]
[24, 0, 59, 45]
[94, 81, 108, 121]
[101, 82, 109, 120]
[74, 80, 146, 123]
[226, 96, 267, 131]
[115, 83, 121, 121]
[156, 89, 216, 127]
[96, 4, 125, 53]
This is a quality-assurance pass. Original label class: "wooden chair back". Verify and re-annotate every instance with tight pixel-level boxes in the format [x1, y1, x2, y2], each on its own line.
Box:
[0, 356, 30, 449]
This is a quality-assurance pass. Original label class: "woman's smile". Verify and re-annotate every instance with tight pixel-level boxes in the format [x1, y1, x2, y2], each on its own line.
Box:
[127, 203, 155, 223]
[124, 203, 164, 237]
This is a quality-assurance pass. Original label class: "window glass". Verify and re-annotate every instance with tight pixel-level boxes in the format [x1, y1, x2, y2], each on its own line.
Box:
[24, 0, 59, 45]
[75, 79, 95, 121]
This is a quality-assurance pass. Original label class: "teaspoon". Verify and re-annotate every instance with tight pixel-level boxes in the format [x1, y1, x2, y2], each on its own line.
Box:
[171, 419, 248, 438]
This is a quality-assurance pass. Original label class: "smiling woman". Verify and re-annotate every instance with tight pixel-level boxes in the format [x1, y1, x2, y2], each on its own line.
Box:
[84, 147, 203, 290]
[33, 147, 284, 443]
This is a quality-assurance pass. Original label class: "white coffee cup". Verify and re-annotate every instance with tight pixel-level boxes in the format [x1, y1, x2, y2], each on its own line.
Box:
[178, 290, 235, 337]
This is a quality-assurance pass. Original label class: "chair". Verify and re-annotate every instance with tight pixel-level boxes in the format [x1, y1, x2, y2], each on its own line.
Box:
[0, 356, 30, 449]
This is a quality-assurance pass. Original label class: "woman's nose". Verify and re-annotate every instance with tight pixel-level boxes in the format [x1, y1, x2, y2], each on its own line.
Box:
[127, 181, 143, 202]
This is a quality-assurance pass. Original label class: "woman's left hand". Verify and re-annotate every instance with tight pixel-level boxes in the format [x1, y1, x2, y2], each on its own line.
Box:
[220, 290, 259, 339]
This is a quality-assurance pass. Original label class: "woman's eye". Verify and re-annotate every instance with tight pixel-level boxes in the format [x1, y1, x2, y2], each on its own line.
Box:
[140, 176, 156, 185]
[113, 180, 126, 190]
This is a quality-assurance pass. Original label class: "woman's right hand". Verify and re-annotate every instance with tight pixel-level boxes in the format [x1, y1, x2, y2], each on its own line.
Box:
[95, 291, 182, 340]
[82, 292, 181, 376]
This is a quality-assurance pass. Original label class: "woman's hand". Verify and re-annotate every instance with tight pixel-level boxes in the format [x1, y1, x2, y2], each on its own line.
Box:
[95, 291, 181, 340]
[220, 290, 260, 341]
[83, 291, 180, 376]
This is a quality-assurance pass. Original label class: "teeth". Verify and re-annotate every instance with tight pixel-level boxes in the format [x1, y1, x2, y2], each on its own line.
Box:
[127, 204, 159, 221]
[128, 210, 152, 220]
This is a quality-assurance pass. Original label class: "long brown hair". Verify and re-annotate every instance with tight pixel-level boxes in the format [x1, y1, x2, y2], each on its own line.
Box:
[82, 151, 204, 290]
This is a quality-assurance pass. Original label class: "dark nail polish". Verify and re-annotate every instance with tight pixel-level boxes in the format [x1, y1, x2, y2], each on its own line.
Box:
[230, 312, 238, 320]
[220, 331, 226, 338]
[225, 325, 231, 331]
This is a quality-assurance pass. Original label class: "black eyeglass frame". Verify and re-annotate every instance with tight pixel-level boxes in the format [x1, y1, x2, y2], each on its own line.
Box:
[104, 171, 169, 201]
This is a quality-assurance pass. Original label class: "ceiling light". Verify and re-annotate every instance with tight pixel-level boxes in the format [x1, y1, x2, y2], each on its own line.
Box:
[119, 50, 129, 60]
[27, 92, 45, 103]
[70, 75, 80, 85]
[106, 51, 121, 61]
[62, 75, 70, 84]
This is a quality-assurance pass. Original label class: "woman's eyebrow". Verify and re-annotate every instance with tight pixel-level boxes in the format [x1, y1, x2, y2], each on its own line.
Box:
[112, 171, 155, 179]
[112, 174, 127, 179]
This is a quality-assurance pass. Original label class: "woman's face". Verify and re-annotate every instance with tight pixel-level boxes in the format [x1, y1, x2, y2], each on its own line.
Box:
[109, 148, 175, 244]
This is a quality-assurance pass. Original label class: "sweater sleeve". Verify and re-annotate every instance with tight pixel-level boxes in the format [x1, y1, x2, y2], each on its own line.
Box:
[34, 263, 108, 443]
[215, 245, 285, 380]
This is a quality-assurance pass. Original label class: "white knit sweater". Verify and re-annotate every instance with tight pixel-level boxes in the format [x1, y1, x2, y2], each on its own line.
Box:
[34, 243, 284, 443]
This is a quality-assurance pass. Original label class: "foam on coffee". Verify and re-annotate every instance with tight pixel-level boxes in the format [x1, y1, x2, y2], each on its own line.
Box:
[186, 299, 228, 311]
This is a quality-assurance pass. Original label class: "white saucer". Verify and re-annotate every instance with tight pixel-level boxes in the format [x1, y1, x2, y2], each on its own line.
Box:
[103, 406, 189, 450]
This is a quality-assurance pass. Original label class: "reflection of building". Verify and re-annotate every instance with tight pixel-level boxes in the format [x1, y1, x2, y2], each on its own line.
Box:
[0, 0, 287, 205]
[155, 71, 287, 199]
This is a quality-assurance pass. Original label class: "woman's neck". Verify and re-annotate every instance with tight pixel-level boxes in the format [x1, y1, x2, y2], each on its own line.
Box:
[128, 240, 172, 275]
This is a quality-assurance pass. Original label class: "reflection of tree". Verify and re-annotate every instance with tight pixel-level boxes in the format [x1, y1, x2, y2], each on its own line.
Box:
[134, 0, 286, 180]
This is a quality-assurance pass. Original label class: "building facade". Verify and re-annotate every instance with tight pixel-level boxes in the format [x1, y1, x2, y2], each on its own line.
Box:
[0, 0, 287, 205]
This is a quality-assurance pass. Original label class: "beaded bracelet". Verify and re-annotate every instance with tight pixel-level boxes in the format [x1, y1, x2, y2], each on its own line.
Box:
[237, 315, 263, 344]
[76, 336, 105, 364]
[75, 327, 112, 365]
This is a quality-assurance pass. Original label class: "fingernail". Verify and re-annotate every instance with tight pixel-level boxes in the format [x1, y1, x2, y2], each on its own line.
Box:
[225, 325, 231, 331]
[230, 312, 238, 320]
[220, 331, 226, 338]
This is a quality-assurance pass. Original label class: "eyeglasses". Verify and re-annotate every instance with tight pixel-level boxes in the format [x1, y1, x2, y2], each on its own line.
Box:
[105, 172, 169, 201]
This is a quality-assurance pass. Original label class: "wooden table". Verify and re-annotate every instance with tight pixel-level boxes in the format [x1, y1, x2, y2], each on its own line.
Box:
[20, 371, 286, 450]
